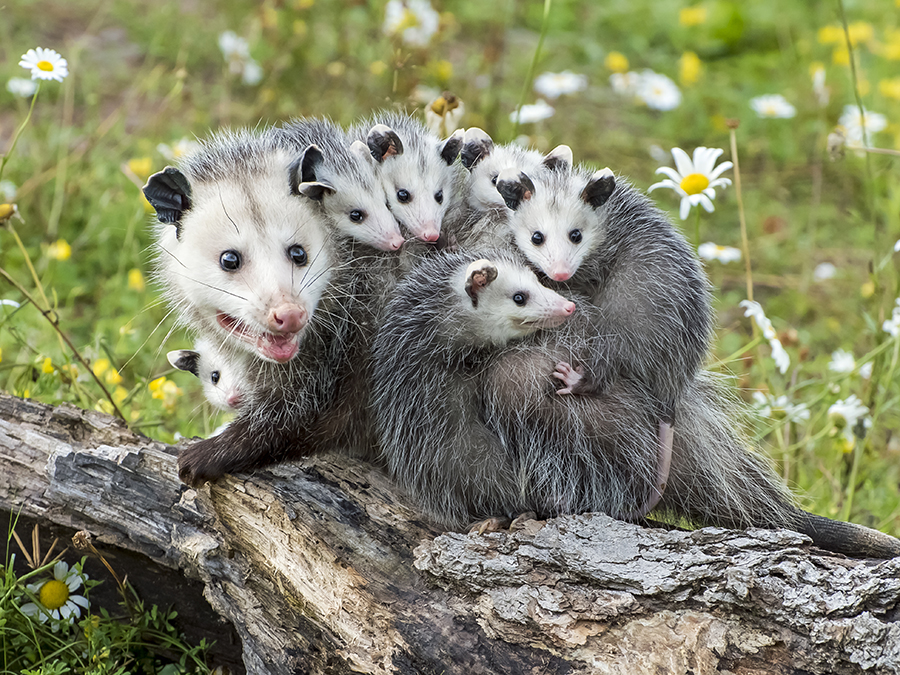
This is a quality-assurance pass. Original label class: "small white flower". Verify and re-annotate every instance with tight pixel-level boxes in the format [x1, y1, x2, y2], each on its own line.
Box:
[859, 362, 873, 379]
[750, 94, 796, 119]
[425, 94, 465, 137]
[648, 146, 733, 220]
[241, 59, 263, 86]
[828, 349, 856, 374]
[218, 31, 250, 63]
[739, 299, 790, 374]
[813, 262, 837, 281]
[839, 105, 887, 147]
[0, 299, 21, 309]
[157, 138, 201, 162]
[510, 99, 555, 124]
[0, 180, 16, 201]
[635, 70, 681, 111]
[812, 67, 829, 107]
[533, 71, 587, 100]
[752, 391, 810, 422]
[894, 238, 900, 253]
[698, 242, 741, 264]
[883, 300, 900, 338]
[383, 0, 440, 47]
[828, 395, 871, 445]
[19, 47, 68, 82]
[20, 561, 89, 630]
[609, 71, 642, 96]
[6, 77, 38, 97]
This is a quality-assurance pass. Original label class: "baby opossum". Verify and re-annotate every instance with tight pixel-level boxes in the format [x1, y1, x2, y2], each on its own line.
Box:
[144, 128, 352, 484]
[374, 250, 900, 558]
[496, 164, 712, 417]
[272, 117, 406, 251]
[167, 336, 251, 411]
[350, 111, 464, 243]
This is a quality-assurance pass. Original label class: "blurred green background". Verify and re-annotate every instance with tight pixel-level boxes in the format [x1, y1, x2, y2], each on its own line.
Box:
[1, 0, 898, 533]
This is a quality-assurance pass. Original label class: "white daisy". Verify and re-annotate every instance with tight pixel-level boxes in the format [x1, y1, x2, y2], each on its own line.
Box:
[739, 300, 791, 374]
[635, 70, 681, 111]
[828, 349, 856, 374]
[424, 93, 465, 137]
[533, 71, 587, 100]
[749, 94, 796, 119]
[839, 105, 888, 147]
[648, 146, 733, 220]
[0, 180, 16, 201]
[20, 561, 89, 630]
[6, 77, 38, 98]
[698, 242, 741, 264]
[812, 66, 829, 107]
[609, 71, 642, 96]
[828, 395, 870, 444]
[813, 262, 837, 281]
[752, 391, 810, 422]
[894, 239, 900, 253]
[859, 362, 873, 379]
[510, 99, 555, 124]
[883, 299, 900, 338]
[19, 47, 68, 82]
[383, 0, 440, 47]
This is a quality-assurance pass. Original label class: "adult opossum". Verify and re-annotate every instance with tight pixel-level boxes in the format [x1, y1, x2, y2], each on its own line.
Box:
[272, 117, 406, 251]
[373, 249, 900, 558]
[143, 128, 352, 485]
[168, 335, 252, 411]
[350, 111, 464, 243]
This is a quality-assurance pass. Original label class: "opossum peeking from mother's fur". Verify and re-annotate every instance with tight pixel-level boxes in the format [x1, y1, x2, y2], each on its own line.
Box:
[350, 111, 464, 244]
[144, 128, 353, 485]
[496, 163, 713, 413]
[168, 336, 252, 412]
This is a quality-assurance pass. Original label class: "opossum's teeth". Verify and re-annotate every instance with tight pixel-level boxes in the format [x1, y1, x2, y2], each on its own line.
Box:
[215, 311, 303, 363]
[256, 332, 301, 363]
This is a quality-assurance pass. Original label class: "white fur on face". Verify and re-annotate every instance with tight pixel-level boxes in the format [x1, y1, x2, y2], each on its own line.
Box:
[157, 150, 334, 361]
[455, 259, 576, 346]
[193, 336, 252, 411]
[508, 184, 602, 283]
[321, 183, 403, 251]
[468, 146, 543, 212]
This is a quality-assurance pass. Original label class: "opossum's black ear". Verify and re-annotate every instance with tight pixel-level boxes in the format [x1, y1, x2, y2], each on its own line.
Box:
[143, 167, 192, 236]
[299, 144, 325, 184]
[289, 146, 335, 200]
[581, 168, 616, 209]
[367, 124, 404, 162]
[167, 349, 200, 378]
[542, 145, 573, 172]
[464, 259, 499, 308]
[495, 168, 536, 211]
[349, 140, 375, 163]
[439, 128, 464, 166]
[460, 127, 494, 170]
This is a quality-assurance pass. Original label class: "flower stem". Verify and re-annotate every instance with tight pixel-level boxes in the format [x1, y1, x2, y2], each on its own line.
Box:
[512, 0, 553, 137]
[0, 83, 41, 184]
[729, 124, 754, 303]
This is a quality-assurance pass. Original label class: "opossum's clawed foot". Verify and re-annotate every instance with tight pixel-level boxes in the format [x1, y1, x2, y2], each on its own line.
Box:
[509, 511, 539, 531]
[178, 437, 229, 487]
[553, 361, 585, 395]
[468, 516, 511, 535]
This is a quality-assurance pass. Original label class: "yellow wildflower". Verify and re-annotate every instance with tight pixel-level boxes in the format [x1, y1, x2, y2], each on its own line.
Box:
[293, 20, 308, 38]
[41, 357, 55, 374]
[113, 386, 129, 404]
[92, 358, 110, 378]
[95, 400, 114, 415]
[832, 47, 849, 66]
[604, 51, 629, 73]
[325, 61, 346, 77]
[149, 376, 167, 395]
[262, 6, 279, 29]
[369, 60, 388, 76]
[47, 239, 71, 261]
[817, 25, 843, 45]
[106, 368, 123, 386]
[430, 59, 453, 84]
[127, 268, 145, 292]
[127, 157, 153, 181]
[880, 78, 900, 100]
[847, 21, 874, 47]
[0, 346, 3, 362]
[679, 51, 702, 86]
[861, 281, 875, 298]
[61, 363, 79, 379]
[679, 5, 707, 27]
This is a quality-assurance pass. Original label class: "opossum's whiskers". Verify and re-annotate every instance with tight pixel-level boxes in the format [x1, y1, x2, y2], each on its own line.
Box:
[121, 303, 183, 371]
[218, 186, 241, 235]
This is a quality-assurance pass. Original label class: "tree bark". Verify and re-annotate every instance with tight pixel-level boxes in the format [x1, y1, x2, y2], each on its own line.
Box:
[1, 392, 898, 675]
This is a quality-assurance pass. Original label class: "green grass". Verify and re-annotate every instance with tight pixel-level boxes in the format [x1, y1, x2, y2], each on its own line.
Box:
[1, 0, 899, 535]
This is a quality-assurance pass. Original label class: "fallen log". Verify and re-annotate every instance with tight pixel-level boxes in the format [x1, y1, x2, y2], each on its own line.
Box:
[1, 392, 898, 674]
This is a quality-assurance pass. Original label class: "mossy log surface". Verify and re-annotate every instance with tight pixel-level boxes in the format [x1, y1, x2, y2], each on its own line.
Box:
[1, 393, 898, 674]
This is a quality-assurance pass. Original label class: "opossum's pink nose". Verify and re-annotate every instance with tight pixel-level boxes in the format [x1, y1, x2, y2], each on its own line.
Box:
[226, 391, 242, 409]
[268, 304, 307, 334]
[386, 233, 405, 250]
[417, 225, 441, 243]
[561, 301, 576, 315]
[549, 265, 573, 282]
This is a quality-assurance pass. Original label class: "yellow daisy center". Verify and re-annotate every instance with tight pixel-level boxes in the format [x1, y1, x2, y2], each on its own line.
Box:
[680, 173, 710, 195]
[39, 579, 70, 610]
[37, 60, 54, 72]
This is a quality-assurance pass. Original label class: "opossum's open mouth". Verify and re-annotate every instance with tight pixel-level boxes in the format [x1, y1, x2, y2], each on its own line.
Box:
[216, 312, 300, 363]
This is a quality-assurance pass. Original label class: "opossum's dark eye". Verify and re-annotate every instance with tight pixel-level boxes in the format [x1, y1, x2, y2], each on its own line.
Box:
[396, 189, 411, 203]
[569, 229, 582, 244]
[490, 174, 498, 186]
[210, 371, 220, 385]
[219, 250, 242, 271]
[531, 231, 545, 246]
[349, 209, 365, 223]
[288, 244, 308, 267]
[434, 190, 443, 204]
[512, 292, 528, 306]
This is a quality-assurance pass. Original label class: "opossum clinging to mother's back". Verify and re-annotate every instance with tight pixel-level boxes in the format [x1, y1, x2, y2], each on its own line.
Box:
[144, 128, 351, 485]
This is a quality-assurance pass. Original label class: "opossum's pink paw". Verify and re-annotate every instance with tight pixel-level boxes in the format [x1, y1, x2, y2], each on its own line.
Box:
[509, 511, 538, 531]
[468, 516, 511, 535]
[553, 361, 584, 395]
[178, 438, 227, 488]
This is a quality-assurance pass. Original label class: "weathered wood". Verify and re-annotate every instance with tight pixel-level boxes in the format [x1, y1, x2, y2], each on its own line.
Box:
[1, 392, 898, 674]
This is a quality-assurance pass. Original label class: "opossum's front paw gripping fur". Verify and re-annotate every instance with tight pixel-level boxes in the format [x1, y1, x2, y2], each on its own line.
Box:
[468, 516, 511, 535]
[553, 361, 585, 395]
[178, 438, 228, 487]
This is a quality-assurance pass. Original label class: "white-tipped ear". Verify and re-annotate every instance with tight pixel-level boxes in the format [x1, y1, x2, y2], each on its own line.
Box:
[367, 124, 404, 162]
[460, 127, 494, 170]
[350, 140, 374, 163]
[167, 349, 200, 377]
[581, 167, 616, 209]
[542, 144, 573, 171]
[464, 259, 499, 307]
[495, 168, 536, 211]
